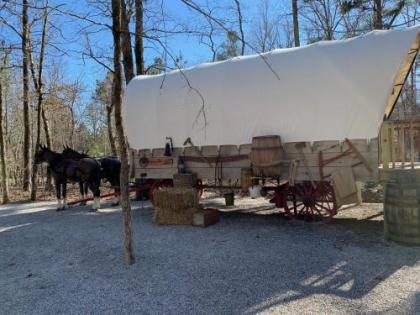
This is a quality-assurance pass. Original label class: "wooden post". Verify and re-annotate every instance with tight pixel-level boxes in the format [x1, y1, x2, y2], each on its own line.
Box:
[380, 123, 391, 170]
[389, 125, 395, 168]
[410, 119, 415, 169]
[401, 124, 406, 168]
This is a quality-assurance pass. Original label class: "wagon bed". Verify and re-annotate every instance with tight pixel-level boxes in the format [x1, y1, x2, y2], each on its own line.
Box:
[129, 137, 378, 222]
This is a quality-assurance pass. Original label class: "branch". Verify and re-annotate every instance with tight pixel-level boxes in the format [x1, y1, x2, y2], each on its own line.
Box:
[151, 36, 208, 130]
[84, 34, 114, 73]
[179, 0, 280, 80]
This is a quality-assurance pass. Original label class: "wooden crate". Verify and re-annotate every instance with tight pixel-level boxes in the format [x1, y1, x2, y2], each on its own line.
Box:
[192, 209, 220, 227]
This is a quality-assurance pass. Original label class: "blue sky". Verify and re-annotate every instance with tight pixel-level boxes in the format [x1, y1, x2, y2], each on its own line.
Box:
[1, 0, 415, 105]
[56, 0, 293, 97]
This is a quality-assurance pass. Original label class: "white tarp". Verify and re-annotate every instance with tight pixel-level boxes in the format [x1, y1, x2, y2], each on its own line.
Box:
[124, 26, 420, 149]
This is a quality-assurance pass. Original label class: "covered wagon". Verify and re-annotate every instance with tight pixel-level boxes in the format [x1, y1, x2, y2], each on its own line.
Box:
[125, 25, 420, 221]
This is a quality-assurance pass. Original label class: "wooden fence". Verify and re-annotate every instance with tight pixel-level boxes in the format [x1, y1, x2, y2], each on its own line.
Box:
[380, 118, 420, 170]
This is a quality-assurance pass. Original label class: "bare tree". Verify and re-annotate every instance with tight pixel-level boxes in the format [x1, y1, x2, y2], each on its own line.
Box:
[292, 0, 300, 46]
[0, 52, 9, 204]
[111, 0, 135, 265]
[252, 0, 282, 53]
[30, 2, 49, 200]
[301, 0, 343, 41]
[135, 0, 145, 75]
[234, 0, 245, 55]
[340, 0, 407, 30]
[200, 15, 219, 62]
[121, 0, 135, 82]
[373, 0, 384, 29]
[22, 0, 31, 191]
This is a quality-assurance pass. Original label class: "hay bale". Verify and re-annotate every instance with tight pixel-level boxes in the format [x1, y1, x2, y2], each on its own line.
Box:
[154, 207, 198, 225]
[153, 187, 198, 211]
[153, 187, 201, 225]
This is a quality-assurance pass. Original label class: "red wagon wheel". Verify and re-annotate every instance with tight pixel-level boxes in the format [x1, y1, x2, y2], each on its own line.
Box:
[149, 179, 173, 206]
[287, 181, 338, 222]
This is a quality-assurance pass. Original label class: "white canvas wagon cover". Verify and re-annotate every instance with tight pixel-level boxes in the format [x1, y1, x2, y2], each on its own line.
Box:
[125, 26, 420, 149]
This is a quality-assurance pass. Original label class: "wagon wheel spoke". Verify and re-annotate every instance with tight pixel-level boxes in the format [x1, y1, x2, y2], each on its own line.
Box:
[289, 181, 337, 222]
[315, 202, 332, 212]
[296, 204, 306, 214]
[294, 201, 304, 207]
[314, 203, 333, 216]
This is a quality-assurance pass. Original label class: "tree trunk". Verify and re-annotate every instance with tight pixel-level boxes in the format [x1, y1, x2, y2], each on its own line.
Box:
[0, 75, 9, 204]
[234, 0, 245, 55]
[292, 0, 300, 47]
[112, 0, 135, 265]
[22, 0, 31, 192]
[121, 0, 135, 83]
[135, 0, 145, 75]
[30, 3, 48, 201]
[107, 104, 118, 156]
[373, 0, 383, 29]
[41, 108, 53, 190]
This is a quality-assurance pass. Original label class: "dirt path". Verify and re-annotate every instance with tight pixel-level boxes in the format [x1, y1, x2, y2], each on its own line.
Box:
[0, 200, 419, 314]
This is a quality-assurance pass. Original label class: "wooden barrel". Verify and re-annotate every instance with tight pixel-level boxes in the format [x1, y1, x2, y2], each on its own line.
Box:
[384, 170, 420, 245]
[251, 135, 283, 177]
[241, 168, 253, 192]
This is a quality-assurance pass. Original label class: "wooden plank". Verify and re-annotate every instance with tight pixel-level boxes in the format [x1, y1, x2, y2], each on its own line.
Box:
[152, 147, 183, 157]
[312, 140, 341, 153]
[389, 127, 396, 168]
[239, 144, 252, 155]
[220, 145, 239, 156]
[152, 148, 166, 157]
[138, 149, 151, 157]
[282, 152, 378, 167]
[133, 156, 178, 169]
[187, 167, 243, 181]
[341, 139, 368, 153]
[380, 123, 391, 170]
[400, 127, 406, 167]
[384, 33, 420, 118]
[134, 168, 178, 179]
[201, 145, 219, 156]
[184, 159, 251, 170]
[283, 142, 312, 154]
[172, 147, 183, 156]
[286, 165, 378, 182]
[410, 119, 415, 169]
[331, 168, 356, 198]
[344, 139, 373, 175]
[368, 138, 379, 153]
[184, 146, 200, 156]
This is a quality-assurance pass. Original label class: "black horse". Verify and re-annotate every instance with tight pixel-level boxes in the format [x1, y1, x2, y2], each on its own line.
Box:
[62, 146, 121, 205]
[35, 145, 102, 211]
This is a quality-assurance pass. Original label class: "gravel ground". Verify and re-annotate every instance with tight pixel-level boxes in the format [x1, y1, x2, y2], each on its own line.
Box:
[1, 198, 419, 315]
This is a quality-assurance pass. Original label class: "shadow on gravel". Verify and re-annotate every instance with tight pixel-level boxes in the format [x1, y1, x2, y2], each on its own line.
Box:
[218, 211, 420, 313]
[1, 202, 419, 314]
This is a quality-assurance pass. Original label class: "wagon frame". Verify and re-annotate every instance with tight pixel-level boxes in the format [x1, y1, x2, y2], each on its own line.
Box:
[130, 136, 378, 222]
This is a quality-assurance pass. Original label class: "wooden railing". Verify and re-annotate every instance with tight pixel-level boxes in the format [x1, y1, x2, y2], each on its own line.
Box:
[380, 118, 420, 169]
